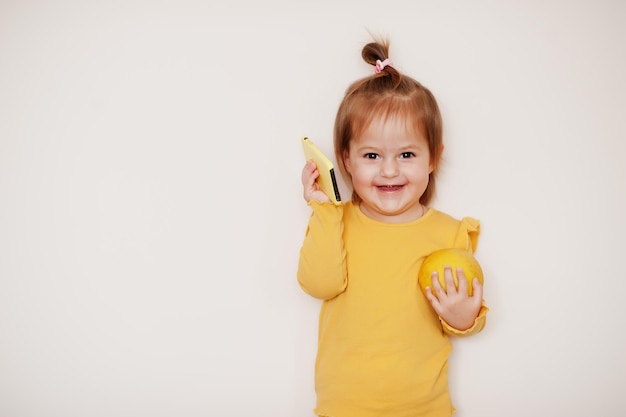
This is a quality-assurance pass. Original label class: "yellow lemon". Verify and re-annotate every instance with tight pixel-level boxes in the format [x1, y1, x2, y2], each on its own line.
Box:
[418, 248, 484, 298]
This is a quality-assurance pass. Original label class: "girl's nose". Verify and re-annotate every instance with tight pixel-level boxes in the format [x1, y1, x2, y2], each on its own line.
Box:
[380, 158, 399, 177]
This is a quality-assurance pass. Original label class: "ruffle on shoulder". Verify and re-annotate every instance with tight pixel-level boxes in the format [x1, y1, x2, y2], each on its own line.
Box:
[452, 217, 480, 253]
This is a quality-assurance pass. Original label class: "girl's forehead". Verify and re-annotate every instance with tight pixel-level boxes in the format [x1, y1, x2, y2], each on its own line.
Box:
[353, 104, 424, 134]
[363, 115, 412, 132]
[354, 115, 425, 144]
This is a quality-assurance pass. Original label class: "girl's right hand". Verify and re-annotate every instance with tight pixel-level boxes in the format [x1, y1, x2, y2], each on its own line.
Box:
[302, 160, 331, 204]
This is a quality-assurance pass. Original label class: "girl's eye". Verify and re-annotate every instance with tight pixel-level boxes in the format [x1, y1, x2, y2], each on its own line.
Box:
[400, 152, 416, 159]
[364, 153, 379, 159]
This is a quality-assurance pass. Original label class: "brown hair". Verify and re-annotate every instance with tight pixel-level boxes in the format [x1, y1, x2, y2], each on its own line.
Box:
[334, 39, 444, 205]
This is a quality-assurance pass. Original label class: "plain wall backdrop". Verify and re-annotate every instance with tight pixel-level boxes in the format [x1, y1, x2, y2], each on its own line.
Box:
[1, 1, 625, 416]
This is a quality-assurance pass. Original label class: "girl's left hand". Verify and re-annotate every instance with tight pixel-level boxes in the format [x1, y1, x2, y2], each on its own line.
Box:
[425, 266, 483, 331]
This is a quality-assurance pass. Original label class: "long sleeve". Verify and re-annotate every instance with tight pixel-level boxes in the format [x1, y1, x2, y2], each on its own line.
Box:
[297, 201, 348, 300]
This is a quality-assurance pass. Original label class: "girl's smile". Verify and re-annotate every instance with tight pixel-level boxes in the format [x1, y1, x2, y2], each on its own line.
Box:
[377, 184, 405, 191]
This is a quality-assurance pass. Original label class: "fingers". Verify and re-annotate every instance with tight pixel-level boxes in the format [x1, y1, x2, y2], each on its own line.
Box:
[302, 161, 331, 204]
[430, 271, 445, 300]
[428, 267, 479, 300]
[302, 161, 320, 202]
[471, 277, 483, 299]
[425, 287, 442, 314]
[456, 266, 482, 299]
[443, 266, 456, 295]
[301, 160, 319, 187]
[456, 267, 468, 295]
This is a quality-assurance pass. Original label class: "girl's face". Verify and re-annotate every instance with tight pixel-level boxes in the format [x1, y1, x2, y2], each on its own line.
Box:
[343, 116, 433, 224]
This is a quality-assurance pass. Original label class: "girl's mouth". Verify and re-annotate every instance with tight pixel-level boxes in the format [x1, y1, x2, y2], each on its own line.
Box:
[377, 185, 404, 192]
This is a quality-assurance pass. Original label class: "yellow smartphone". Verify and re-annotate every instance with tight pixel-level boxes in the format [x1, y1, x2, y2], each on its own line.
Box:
[301, 136, 342, 205]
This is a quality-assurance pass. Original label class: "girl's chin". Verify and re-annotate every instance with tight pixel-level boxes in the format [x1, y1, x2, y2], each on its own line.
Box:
[361, 201, 422, 220]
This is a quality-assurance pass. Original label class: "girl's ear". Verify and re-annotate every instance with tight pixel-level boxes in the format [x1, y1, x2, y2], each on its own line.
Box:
[429, 144, 444, 173]
[343, 151, 351, 174]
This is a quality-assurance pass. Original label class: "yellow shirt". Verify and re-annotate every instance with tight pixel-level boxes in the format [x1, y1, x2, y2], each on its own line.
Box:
[298, 201, 488, 417]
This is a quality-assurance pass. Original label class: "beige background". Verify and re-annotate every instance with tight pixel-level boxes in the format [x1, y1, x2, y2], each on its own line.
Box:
[1, 0, 625, 416]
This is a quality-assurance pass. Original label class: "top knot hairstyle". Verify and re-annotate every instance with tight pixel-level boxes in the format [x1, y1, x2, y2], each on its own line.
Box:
[334, 38, 444, 205]
[361, 41, 401, 88]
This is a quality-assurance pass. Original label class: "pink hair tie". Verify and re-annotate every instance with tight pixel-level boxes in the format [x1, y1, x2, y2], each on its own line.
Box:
[375, 58, 393, 73]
